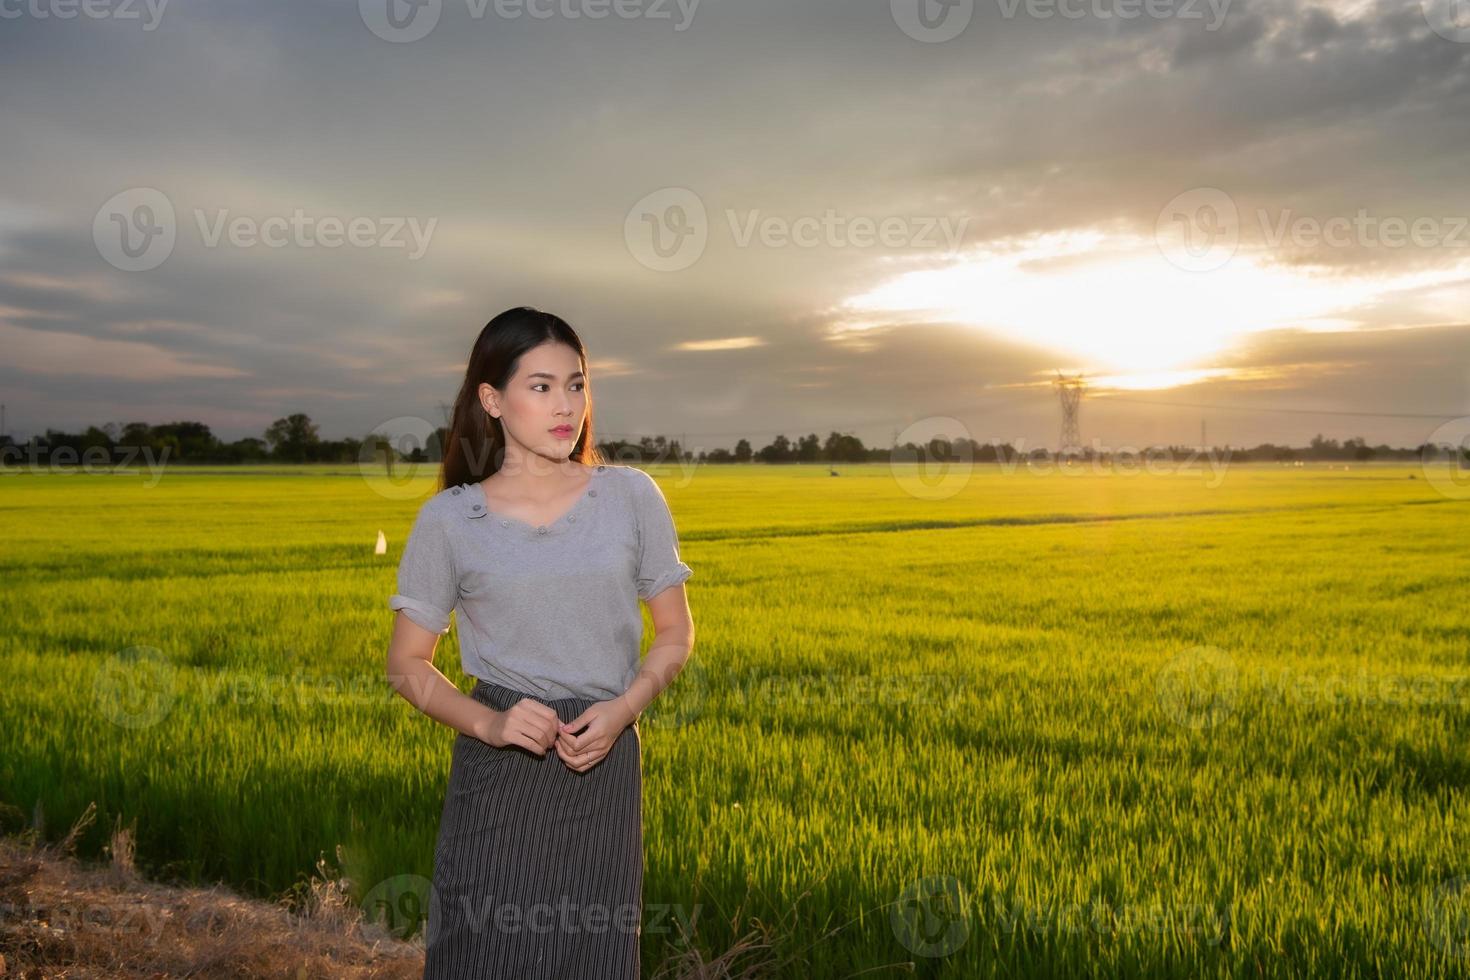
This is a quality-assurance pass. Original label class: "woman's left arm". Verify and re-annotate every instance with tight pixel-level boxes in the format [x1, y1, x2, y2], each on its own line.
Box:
[618, 582, 696, 721]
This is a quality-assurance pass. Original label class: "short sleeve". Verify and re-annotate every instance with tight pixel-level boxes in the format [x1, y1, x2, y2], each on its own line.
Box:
[631, 470, 693, 601]
[387, 500, 458, 635]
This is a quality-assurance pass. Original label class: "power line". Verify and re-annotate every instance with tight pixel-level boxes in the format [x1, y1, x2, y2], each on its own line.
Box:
[594, 392, 1464, 441]
[1095, 395, 1463, 420]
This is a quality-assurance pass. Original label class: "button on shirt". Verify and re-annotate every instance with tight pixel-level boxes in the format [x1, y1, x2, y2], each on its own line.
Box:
[388, 464, 693, 701]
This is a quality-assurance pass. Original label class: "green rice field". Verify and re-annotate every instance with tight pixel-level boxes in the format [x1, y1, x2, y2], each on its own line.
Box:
[2, 460, 1469, 977]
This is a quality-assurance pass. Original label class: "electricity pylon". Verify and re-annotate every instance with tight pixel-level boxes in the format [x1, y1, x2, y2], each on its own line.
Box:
[1054, 372, 1085, 457]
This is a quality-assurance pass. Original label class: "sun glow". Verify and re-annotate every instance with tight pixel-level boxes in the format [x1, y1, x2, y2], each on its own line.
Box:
[836, 229, 1470, 388]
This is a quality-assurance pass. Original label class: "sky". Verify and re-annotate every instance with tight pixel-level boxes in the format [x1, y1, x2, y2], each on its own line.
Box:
[2, 0, 1469, 454]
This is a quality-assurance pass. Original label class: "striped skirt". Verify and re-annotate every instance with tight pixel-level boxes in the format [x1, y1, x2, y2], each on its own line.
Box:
[424, 679, 643, 979]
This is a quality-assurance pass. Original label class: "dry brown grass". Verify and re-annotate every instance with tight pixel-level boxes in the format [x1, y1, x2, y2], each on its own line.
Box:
[0, 802, 423, 979]
[0, 804, 876, 979]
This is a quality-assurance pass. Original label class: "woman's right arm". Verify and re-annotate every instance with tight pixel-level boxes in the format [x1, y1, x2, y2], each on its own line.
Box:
[385, 498, 561, 753]
[386, 614, 561, 753]
[386, 614, 496, 739]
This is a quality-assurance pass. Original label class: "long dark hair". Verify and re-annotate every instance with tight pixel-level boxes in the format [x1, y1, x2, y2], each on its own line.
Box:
[440, 307, 605, 491]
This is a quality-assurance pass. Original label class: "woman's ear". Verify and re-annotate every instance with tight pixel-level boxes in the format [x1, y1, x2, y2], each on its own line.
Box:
[478, 382, 499, 418]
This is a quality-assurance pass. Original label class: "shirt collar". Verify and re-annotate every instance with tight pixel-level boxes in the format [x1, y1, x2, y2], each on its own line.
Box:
[450, 482, 488, 519]
[451, 465, 608, 521]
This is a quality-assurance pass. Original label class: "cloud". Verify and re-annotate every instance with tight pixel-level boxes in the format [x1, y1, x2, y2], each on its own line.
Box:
[0, 320, 250, 381]
[0, 0, 1465, 448]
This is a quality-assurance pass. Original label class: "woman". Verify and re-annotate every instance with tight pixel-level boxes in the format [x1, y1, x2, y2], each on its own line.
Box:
[384, 306, 696, 978]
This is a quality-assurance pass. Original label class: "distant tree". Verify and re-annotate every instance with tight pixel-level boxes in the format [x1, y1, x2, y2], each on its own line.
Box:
[264, 413, 321, 462]
[823, 431, 868, 463]
[119, 422, 153, 447]
[226, 437, 269, 462]
[1308, 433, 1340, 460]
[757, 434, 793, 463]
[152, 421, 219, 459]
[796, 433, 821, 462]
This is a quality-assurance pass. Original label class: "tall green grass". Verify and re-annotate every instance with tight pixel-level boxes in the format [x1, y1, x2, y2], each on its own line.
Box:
[2, 461, 1467, 977]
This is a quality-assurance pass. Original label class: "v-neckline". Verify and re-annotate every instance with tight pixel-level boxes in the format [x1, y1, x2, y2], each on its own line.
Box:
[472, 466, 602, 534]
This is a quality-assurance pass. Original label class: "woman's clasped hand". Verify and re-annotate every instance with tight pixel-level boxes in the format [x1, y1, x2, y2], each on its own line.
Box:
[481, 696, 634, 772]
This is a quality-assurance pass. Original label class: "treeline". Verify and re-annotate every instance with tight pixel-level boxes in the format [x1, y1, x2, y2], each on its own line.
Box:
[1, 417, 1465, 466]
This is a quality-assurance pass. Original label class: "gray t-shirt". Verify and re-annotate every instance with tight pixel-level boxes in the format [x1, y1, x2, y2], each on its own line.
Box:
[388, 463, 693, 701]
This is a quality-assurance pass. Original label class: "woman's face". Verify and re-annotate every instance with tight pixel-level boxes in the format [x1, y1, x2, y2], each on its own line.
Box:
[481, 341, 588, 466]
